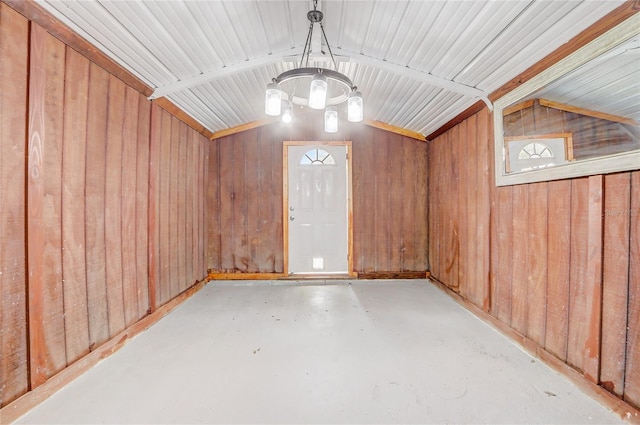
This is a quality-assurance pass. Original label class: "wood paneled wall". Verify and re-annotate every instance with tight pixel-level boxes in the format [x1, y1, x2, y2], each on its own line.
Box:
[428, 107, 640, 411]
[504, 100, 639, 160]
[205, 111, 429, 275]
[149, 105, 209, 307]
[0, 5, 208, 408]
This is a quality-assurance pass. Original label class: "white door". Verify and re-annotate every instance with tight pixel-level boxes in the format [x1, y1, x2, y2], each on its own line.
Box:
[287, 144, 349, 274]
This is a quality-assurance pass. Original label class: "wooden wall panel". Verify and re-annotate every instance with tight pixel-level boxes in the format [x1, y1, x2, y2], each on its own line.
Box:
[147, 106, 209, 304]
[136, 96, 151, 318]
[27, 24, 67, 387]
[431, 107, 640, 412]
[0, 3, 29, 406]
[105, 76, 126, 337]
[1, 1, 206, 411]
[121, 86, 140, 327]
[61, 48, 91, 364]
[85, 62, 110, 350]
[147, 104, 161, 311]
[526, 181, 547, 346]
[544, 179, 571, 361]
[169, 117, 179, 296]
[600, 172, 630, 395]
[206, 118, 428, 275]
[206, 139, 220, 271]
[567, 177, 590, 373]
[624, 170, 640, 407]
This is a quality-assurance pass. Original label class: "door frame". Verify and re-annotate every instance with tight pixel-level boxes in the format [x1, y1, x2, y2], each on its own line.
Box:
[283, 141, 355, 277]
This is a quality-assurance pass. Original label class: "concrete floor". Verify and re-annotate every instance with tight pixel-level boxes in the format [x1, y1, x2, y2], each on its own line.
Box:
[16, 280, 623, 424]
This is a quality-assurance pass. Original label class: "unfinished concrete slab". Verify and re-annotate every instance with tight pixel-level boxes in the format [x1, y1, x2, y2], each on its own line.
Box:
[15, 280, 623, 424]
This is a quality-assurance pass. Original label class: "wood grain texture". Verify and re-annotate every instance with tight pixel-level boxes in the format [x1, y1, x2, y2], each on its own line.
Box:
[206, 139, 220, 272]
[158, 109, 171, 305]
[567, 177, 590, 373]
[526, 181, 548, 346]
[625, 170, 640, 407]
[105, 75, 126, 336]
[545, 179, 571, 361]
[169, 117, 179, 296]
[1, 3, 29, 405]
[136, 95, 151, 317]
[177, 123, 187, 291]
[185, 129, 194, 286]
[374, 130, 391, 272]
[147, 104, 161, 312]
[61, 48, 91, 364]
[510, 185, 528, 335]
[601, 172, 631, 396]
[85, 62, 110, 350]
[26, 23, 67, 389]
[121, 86, 139, 327]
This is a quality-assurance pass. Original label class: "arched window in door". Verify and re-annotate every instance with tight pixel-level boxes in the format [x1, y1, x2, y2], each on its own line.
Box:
[300, 149, 335, 165]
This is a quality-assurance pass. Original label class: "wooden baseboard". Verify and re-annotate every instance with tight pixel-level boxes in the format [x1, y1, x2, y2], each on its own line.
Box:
[1, 277, 210, 424]
[208, 272, 287, 280]
[427, 276, 640, 424]
[208, 271, 430, 281]
[357, 271, 429, 280]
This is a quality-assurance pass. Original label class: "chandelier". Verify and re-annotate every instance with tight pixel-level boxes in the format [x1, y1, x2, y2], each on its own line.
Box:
[264, 0, 364, 132]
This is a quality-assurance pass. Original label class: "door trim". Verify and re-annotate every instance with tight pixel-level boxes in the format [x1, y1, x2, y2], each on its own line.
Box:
[283, 141, 355, 277]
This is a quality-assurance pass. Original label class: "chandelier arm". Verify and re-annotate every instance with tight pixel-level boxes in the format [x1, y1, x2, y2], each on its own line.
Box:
[318, 21, 339, 71]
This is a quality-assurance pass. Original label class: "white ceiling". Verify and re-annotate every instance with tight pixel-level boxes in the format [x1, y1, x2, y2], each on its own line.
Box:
[35, 0, 628, 137]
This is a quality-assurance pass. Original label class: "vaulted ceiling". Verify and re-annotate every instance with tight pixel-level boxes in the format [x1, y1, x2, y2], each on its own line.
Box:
[34, 0, 627, 138]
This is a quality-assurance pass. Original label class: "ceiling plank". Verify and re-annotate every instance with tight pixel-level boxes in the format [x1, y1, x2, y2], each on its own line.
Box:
[334, 47, 493, 110]
[149, 48, 304, 100]
[489, 1, 640, 102]
[4, 0, 153, 97]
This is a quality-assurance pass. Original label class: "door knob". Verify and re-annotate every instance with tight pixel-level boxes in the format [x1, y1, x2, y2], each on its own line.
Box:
[289, 215, 295, 221]
[289, 206, 295, 211]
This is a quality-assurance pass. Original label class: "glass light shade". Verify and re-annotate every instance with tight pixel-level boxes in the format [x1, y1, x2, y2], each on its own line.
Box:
[347, 91, 363, 122]
[324, 106, 338, 133]
[281, 100, 293, 124]
[308, 73, 328, 109]
[265, 82, 282, 116]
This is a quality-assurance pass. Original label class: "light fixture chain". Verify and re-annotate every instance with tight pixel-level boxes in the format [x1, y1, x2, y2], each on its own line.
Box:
[319, 21, 339, 71]
[301, 20, 314, 69]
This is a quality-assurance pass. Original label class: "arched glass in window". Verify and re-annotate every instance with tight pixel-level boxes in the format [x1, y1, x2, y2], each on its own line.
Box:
[518, 142, 554, 160]
[300, 148, 335, 165]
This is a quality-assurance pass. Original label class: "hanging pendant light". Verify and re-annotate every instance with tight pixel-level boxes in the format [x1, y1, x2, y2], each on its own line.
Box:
[263, 0, 364, 132]
[308, 73, 328, 109]
[265, 82, 282, 116]
[347, 90, 363, 122]
[324, 106, 338, 133]
[281, 100, 293, 124]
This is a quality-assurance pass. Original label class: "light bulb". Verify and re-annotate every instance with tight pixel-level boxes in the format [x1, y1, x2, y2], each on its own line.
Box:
[282, 100, 293, 124]
[324, 106, 338, 133]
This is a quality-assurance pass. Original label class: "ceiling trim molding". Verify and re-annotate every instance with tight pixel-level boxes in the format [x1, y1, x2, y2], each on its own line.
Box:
[364, 120, 426, 142]
[154, 98, 214, 139]
[149, 47, 304, 100]
[333, 48, 493, 111]
[210, 117, 280, 140]
[4, 0, 153, 97]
